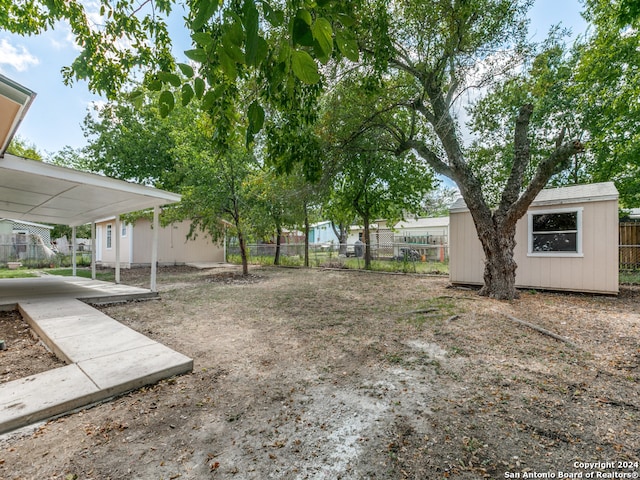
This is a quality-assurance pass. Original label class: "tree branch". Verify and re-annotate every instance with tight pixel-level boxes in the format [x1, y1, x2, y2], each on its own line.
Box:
[398, 139, 455, 180]
[508, 139, 584, 223]
[498, 103, 533, 215]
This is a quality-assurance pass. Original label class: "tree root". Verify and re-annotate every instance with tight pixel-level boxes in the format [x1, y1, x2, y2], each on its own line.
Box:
[398, 308, 438, 317]
[504, 314, 578, 348]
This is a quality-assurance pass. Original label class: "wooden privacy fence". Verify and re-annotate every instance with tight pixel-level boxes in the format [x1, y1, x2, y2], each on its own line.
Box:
[620, 222, 640, 270]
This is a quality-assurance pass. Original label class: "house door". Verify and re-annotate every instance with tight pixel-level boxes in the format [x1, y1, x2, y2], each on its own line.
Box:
[96, 226, 102, 261]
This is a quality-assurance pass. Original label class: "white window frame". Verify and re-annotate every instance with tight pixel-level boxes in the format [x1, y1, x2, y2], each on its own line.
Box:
[527, 207, 583, 258]
[106, 224, 113, 249]
[121, 222, 127, 238]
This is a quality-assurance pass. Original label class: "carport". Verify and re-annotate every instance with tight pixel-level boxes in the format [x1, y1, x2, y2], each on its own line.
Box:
[0, 153, 181, 291]
[0, 75, 192, 435]
[1, 73, 182, 291]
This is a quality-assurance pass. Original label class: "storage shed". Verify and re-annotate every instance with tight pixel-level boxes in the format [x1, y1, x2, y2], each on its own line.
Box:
[449, 182, 619, 294]
[94, 217, 224, 268]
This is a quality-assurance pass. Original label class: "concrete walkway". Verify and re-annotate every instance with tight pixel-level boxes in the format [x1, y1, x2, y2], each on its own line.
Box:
[0, 276, 158, 305]
[0, 280, 193, 434]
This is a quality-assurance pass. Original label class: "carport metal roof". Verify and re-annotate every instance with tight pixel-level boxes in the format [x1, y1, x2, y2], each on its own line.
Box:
[0, 153, 181, 226]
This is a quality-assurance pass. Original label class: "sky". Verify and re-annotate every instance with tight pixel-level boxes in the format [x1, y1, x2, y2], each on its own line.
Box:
[0, 0, 588, 157]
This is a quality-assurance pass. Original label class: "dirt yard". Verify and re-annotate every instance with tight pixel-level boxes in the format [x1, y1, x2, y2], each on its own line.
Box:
[0, 266, 638, 479]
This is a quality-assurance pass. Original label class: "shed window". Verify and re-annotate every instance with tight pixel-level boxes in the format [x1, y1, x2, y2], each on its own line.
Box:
[106, 224, 112, 249]
[528, 208, 582, 256]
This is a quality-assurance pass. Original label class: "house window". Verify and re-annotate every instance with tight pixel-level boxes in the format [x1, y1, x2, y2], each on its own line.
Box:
[121, 222, 127, 237]
[106, 224, 112, 249]
[528, 208, 582, 256]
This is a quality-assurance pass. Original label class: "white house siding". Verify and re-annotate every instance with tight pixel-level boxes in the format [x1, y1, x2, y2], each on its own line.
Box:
[449, 183, 619, 294]
[130, 219, 224, 266]
[96, 220, 132, 267]
[96, 218, 224, 267]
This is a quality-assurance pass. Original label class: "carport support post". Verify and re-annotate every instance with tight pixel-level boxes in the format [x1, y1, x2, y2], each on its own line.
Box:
[151, 206, 159, 292]
[71, 226, 77, 276]
[115, 217, 121, 284]
[91, 221, 96, 280]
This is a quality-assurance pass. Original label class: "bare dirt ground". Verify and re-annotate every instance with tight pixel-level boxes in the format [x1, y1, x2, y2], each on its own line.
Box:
[0, 266, 638, 479]
[0, 310, 64, 384]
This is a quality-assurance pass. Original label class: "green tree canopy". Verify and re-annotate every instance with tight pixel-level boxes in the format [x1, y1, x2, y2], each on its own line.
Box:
[7, 135, 42, 160]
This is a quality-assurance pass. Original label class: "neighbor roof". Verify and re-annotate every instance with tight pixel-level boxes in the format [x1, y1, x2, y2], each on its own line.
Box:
[0, 153, 181, 226]
[394, 216, 449, 229]
[450, 182, 618, 213]
[0, 74, 36, 157]
[0, 218, 54, 230]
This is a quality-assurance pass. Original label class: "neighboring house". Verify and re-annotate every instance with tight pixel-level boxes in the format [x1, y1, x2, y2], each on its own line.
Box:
[95, 217, 225, 268]
[345, 217, 450, 260]
[0, 218, 53, 245]
[394, 216, 449, 243]
[53, 236, 91, 255]
[0, 218, 55, 263]
[309, 220, 340, 245]
[393, 216, 449, 261]
[449, 182, 619, 294]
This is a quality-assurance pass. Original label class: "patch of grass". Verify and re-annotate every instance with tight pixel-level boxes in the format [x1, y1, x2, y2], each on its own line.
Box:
[400, 296, 462, 327]
[620, 270, 640, 285]
[45, 268, 113, 281]
[0, 269, 37, 279]
[340, 259, 449, 275]
[228, 253, 449, 275]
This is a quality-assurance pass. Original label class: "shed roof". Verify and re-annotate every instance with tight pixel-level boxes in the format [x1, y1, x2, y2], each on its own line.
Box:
[0, 218, 54, 230]
[450, 182, 618, 213]
[0, 153, 181, 227]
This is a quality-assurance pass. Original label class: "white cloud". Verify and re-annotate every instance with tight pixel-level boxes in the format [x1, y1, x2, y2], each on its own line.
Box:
[0, 39, 39, 72]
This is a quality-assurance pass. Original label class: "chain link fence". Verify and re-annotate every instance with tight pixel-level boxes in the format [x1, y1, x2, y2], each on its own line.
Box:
[619, 245, 640, 270]
[228, 241, 449, 271]
[0, 234, 92, 268]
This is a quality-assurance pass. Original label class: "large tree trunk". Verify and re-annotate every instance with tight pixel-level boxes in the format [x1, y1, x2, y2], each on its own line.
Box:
[402, 96, 582, 300]
[475, 221, 518, 299]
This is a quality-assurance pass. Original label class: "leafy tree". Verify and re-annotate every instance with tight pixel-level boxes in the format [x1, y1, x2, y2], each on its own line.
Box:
[421, 187, 459, 217]
[617, 0, 640, 25]
[170, 110, 257, 275]
[82, 98, 184, 189]
[7, 135, 42, 160]
[47, 146, 92, 171]
[466, 36, 586, 202]
[320, 77, 435, 270]
[2, 1, 590, 299]
[245, 166, 303, 266]
[332, 0, 583, 298]
[576, 0, 640, 207]
[50, 224, 91, 243]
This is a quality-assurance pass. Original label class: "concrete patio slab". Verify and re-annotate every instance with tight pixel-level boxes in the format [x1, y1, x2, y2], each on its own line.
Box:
[0, 276, 157, 306]
[16, 297, 102, 320]
[0, 277, 193, 434]
[0, 365, 101, 434]
[78, 343, 193, 394]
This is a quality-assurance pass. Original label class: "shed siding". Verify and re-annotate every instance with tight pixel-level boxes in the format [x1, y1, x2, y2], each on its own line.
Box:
[450, 198, 618, 294]
[449, 210, 484, 284]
